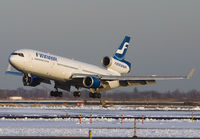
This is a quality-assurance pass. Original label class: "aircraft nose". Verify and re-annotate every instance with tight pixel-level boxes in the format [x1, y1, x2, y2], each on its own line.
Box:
[9, 55, 15, 65]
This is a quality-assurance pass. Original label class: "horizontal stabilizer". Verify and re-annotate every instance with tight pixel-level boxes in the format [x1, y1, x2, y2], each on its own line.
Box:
[186, 68, 195, 79]
[6, 64, 23, 76]
[5, 71, 23, 76]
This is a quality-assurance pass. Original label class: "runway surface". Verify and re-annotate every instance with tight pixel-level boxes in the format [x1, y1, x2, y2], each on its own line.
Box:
[0, 104, 199, 137]
[0, 137, 200, 139]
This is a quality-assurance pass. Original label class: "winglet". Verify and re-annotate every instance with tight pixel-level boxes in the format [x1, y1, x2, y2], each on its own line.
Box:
[186, 68, 195, 79]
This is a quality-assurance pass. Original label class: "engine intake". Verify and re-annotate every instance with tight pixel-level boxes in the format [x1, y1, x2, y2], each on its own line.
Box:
[102, 56, 111, 67]
[23, 75, 42, 87]
[101, 56, 131, 74]
[83, 76, 101, 89]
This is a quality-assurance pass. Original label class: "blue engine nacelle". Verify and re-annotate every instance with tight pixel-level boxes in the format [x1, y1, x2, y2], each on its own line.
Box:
[23, 74, 42, 87]
[83, 76, 101, 89]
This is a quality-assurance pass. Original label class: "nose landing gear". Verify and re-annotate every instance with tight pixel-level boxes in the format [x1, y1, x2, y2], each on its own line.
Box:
[50, 86, 63, 97]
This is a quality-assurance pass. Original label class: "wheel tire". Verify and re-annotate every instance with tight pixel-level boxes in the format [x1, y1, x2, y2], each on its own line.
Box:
[97, 93, 101, 98]
[73, 91, 80, 97]
[55, 91, 59, 97]
[89, 92, 94, 98]
[73, 92, 76, 97]
[50, 91, 55, 97]
[58, 92, 63, 97]
[77, 91, 81, 97]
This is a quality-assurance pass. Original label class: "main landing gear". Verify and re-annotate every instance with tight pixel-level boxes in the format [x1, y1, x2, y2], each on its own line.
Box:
[50, 86, 63, 97]
[89, 92, 101, 98]
[73, 91, 101, 98]
[73, 91, 81, 97]
[50, 90, 63, 97]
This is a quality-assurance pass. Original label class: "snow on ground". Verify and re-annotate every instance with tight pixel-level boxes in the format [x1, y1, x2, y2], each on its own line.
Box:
[0, 118, 199, 137]
[0, 105, 200, 118]
[0, 105, 200, 137]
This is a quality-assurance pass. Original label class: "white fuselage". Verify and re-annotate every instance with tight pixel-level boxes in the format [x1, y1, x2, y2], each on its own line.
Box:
[9, 49, 120, 82]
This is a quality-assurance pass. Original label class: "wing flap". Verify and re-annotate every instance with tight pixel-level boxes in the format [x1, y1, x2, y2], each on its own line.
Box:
[119, 80, 156, 87]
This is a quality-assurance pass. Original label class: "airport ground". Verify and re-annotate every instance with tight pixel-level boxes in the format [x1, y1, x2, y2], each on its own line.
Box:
[0, 137, 200, 139]
[0, 101, 199, 138]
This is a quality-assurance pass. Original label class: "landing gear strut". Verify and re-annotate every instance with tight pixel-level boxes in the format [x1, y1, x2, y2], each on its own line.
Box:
[89, 92, 101, 98]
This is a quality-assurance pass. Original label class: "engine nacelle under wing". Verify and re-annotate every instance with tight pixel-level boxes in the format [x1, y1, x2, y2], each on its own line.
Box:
[23, 74, 42, 87]
[83, 76, 101, 89]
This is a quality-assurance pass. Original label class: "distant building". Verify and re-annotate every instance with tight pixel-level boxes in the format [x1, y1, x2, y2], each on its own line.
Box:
[9, 96, 23, 100]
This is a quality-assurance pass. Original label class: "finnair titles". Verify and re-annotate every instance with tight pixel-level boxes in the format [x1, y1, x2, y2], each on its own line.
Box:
[6, 36, 194, 98]
[36, 52, 57, 61]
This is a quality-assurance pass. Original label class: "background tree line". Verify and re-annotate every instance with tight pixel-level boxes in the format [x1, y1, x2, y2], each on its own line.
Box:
[0, 87, 200, 102]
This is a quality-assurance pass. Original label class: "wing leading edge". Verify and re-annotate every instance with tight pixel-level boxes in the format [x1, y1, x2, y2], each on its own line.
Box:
[71, 68, 195, 85]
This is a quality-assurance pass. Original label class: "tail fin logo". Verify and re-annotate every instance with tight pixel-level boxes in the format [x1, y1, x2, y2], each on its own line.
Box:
[116, 42, 129, 54]
[113, 36, 131, 60]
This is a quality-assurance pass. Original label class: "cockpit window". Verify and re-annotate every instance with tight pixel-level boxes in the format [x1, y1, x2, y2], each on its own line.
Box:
[11, 53, 24, 57]
[18, 53, 24, 57]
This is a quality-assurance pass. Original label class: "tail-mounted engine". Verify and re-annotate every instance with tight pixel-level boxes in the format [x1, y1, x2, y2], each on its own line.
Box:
[101, 56, 131, 74]
[83, 76, 101, 89]
[23, 74, 42, 87]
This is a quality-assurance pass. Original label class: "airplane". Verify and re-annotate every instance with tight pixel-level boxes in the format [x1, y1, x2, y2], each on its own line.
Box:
[6, 36, 194, 98]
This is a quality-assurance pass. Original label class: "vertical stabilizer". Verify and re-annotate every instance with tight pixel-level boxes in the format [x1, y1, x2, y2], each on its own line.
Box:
[113, 36, 130, 60]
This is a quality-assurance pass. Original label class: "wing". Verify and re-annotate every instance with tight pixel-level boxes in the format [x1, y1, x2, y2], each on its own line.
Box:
[100, 68, 195, 81]
[71, 69, 195, 87]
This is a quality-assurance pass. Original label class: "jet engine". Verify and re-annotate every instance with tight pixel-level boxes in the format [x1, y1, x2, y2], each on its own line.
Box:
[83, 76, 101, 89]
[101, 56, 131, 74]
[23, 74, 42, 87]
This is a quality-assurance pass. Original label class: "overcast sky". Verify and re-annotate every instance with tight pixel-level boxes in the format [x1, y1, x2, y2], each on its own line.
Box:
[0, 0, 200, 92]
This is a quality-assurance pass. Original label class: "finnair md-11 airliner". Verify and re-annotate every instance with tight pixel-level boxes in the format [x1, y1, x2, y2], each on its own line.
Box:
[6, 36, 194, 98]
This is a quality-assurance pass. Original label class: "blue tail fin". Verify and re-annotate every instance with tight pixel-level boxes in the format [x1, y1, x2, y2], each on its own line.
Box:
[113, 36, 130, 61]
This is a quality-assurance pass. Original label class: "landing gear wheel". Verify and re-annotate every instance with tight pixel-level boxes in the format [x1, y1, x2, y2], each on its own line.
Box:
[50, 91, 55, 97]
[89, 92, 101, 98]
[58, 91, 63, 97]
[97, 93, 101, 98]
[50, 91, 63, 97]
[89, 92, 94, 98]
[73, 91, 81, 97]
